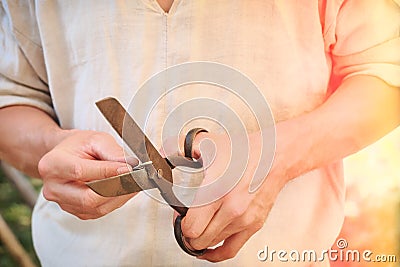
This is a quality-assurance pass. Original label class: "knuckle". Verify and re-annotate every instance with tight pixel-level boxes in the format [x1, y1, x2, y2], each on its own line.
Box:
[75, 212, 91, 220]
[227, 251, 237, 260]
[57, 204, 89, 220]
[190, 241, 205, 251]
[81, 194, 96, 210]
[89, 131, 103, 141]
[95, 205, 110, 217]
[76, 214, 87, 220]
[226, 205, 246, 219]
[183, 228, 202, 239]
[81, 194, 110, 218]
[42, 185, 56, 201]
[38, 155, 51, 178]
[102, 166, 113, 179]
[72, 163, 84, 180]
[91, 131, 111, 144]
[241, 213, 255, 227]
[252, 218, 265, 231]
[222, 249, 237, 260]
[240, 212, 265, 231]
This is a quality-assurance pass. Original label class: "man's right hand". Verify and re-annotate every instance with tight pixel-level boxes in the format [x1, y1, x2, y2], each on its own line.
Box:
[38, 130, 138, 220]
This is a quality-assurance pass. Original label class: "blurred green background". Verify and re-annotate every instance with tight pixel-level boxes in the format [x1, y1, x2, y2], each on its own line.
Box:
[0, 168, 40, 266]
[332, 127, 400, 267]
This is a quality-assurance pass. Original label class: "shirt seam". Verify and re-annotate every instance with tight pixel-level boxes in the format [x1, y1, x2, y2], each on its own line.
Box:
[13, 26, 43, 49]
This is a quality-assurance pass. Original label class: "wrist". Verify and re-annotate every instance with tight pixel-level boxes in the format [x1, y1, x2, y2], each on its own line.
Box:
[269, 117, 311, 185]
[41, 126, 77, 154]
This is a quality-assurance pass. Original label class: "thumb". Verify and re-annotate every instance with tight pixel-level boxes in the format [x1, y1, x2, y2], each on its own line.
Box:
[70, 157, 133, 182]
[38, 149, 133, 183]
[181, 202, 220, 239]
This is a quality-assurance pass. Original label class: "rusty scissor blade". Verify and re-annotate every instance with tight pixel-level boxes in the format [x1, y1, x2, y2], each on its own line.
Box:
[86, 164, 155, 197]
[95, 97, 173, 184]
[91, 96, 207, 256]
[86, 171, 143, 197]
[91, 97, 188, 215]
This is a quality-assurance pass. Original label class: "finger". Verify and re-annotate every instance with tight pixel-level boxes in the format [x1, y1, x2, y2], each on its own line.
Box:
[201, 199, 265, 249]
[180, 145, 230, 241]
[205, 224, 241, 248]
[187, 201, 245, 250]
[43, 181, 135, 218]
[181, 201, 221, 240]
[89, 192, 136, 217]
[89, 133, 126, 161]
[88, 133, 139, 167]
[60, 193, 136, 219]
[125, 156, 139, 167]
[92, 135, 139, 167]
[198, 230, 253, 262]
[44, 181, 107, 209]
[41, 151, 132, 182]
[71, 157, 132, 182]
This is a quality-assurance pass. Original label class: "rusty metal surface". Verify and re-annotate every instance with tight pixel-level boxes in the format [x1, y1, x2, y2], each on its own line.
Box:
[86, 167, 149, 197]
[88, 97, 208, 256]
[95, 97, 172, 184]
[91, 97, 188, 214]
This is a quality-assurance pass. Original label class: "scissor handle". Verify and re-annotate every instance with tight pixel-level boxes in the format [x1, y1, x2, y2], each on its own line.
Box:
[184, 128, 208, 158]
[174, 214, 205, 256]
[173, 128, 208, 256]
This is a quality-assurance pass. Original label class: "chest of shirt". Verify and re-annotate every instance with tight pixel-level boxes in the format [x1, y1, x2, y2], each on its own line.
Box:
[33, 0, 331, 130]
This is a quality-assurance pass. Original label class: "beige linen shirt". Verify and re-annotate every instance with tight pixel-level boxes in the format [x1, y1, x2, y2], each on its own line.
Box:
[1, 1, 399, 266]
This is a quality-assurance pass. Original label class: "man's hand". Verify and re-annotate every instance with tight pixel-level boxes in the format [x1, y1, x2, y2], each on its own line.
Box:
[38, 130, 138, 220]
[178, 76, 400, 262]
[179, 131, 286, 262]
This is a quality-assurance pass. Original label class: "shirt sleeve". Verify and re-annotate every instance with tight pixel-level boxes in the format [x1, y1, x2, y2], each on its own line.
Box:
[0, 2, 56, 119]
[326, 0, 400, 88]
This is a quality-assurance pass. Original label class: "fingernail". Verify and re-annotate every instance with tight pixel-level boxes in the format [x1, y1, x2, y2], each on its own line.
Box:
[125, 156, 139, 167]
[117, 165, 133, 174]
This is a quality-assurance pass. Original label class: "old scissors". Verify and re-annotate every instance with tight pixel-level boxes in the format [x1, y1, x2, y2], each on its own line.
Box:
[86, 97, 207, 256]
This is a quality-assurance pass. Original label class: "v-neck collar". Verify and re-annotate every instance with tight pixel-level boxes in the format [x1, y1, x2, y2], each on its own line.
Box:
[151, 0, 181, 15]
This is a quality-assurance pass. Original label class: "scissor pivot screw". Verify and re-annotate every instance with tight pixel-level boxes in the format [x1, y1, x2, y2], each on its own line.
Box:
[157, 169, 163, 178]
